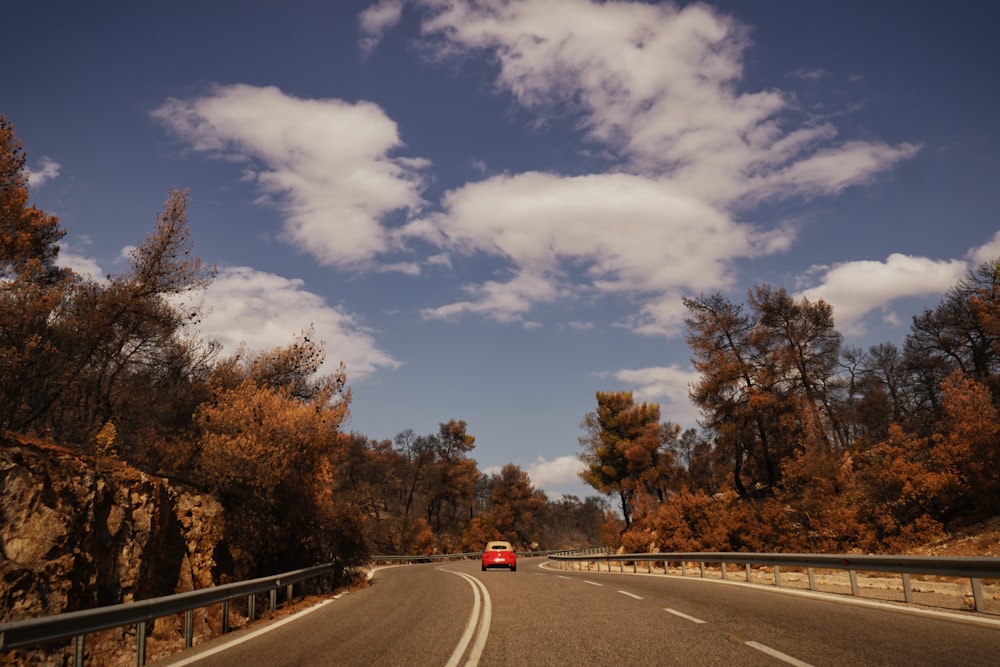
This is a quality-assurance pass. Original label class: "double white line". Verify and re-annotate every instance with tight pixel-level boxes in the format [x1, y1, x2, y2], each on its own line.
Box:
[443, 569, 492, 667]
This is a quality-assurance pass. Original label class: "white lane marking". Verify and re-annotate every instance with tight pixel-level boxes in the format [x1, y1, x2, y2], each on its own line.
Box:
[664, 608, 706, 624]
[467, 575, 491, 665]
[557, 575, 571, 580]
[618, 590, 643, 600]
[539, 560, 1000, 630]
[746, 641, 814, 667]
[164, 598, 337, 665]
[443, 570, 492, 667]
[584, 580, 603, 587]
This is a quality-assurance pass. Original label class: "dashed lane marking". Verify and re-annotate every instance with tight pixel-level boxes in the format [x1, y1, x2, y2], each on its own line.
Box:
[746, 641, 814, 667]
[664, 608, 706, 624]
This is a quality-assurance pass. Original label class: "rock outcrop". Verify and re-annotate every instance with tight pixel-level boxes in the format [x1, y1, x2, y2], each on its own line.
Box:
[1, 435, 225, 664]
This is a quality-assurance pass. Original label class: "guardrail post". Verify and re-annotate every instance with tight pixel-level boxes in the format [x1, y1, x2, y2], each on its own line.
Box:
[74, 634, 85, 666]
[849, 570, 859, 596]
[699, 562, 705, 578]
[902, 573, 913, 604]
[248, 594, 255, 621]
[286, 584, 293, 605]
[269, 589, 277, 613]
[136, 620, 147, 666]
[720, 563, 727, 580]
[745, 563, 751, 582]
[773, 565, 781, 587]
[681, 561, 687, 577]
[807, 567, 816, 591]
[184, 609, 194, 648]
[222, 600, 230, 634]
[971, 577, 985, 612]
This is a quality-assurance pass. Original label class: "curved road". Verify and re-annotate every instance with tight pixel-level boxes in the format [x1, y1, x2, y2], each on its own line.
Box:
[154, 557, 1000, 666]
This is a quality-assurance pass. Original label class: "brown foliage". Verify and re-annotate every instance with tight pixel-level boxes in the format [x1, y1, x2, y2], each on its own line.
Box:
[487, 463, 547, 547]
[194, 341, 350, 575]
[604, 266, 1000, 556]
[579, 391, 680, 527]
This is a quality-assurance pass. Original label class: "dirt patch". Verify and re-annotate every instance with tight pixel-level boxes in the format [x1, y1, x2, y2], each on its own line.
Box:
[909, 517, 1000, 558]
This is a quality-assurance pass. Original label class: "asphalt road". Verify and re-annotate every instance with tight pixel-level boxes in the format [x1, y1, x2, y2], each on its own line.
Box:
[153, 557, 1000, 666]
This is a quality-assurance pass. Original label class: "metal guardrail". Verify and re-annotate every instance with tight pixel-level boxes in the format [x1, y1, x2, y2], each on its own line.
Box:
[0, 549, 558, 665]
[0, 562, 340, 665]
[547, 550, 1000, 612]
[0, 550, 545, 665]
[10, 548, 991, 664]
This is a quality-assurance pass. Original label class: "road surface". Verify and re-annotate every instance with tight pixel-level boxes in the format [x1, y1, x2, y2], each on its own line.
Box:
[152, 556, 1000, 666]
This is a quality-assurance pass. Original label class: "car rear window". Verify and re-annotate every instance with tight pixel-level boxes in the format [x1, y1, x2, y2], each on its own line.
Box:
[491, 545, 506, 550]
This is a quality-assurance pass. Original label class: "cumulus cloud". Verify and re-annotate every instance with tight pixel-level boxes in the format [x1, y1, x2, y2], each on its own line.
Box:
[796, 254, 968, 335]
[55, 245, 396, 381]
[747, 140, 921, 204]
[195, 266, 399, 379]
[25, 157, 61, 188]
[57, 242, 103, 282]
[968, 231, 1000, 268]
[412, 171, 792, 328]
[612, 365, 702, 427]
[524, 455, 586, 493]
[410, 0, 917, 201]
[421, 266, 564, 323]
[151, 3, 923, 339]
[394, 0, 917, 331]
[359, 0, 406, 54]
[152, 84, 428, 268]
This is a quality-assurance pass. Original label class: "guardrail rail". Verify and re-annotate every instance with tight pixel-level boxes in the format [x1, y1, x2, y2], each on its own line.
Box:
[0, 562, 340, 666]
[6, 548, 995, 665]
[547, 550, 1000, 612]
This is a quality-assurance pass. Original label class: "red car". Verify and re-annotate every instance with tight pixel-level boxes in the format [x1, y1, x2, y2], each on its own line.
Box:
[481, 541, 517, 572]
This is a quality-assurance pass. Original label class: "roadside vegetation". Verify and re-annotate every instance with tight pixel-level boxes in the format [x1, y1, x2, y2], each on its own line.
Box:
[0, 118, 605, 582]
[581, 270, 1000, 555]
[3, 116, 997, 589]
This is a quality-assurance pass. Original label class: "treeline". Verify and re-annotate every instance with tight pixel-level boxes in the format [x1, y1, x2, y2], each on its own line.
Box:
[0, 118, 605, 580]
[581, 271, 1000, 554]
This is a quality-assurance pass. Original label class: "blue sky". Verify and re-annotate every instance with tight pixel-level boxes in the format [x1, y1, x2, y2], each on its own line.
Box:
[7, 0, 999, 500]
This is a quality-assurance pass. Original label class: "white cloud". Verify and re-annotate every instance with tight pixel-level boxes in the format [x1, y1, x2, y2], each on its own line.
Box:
[622, 294, 691, 337]
[25, 157, 61, 188]
[968, 231, 1000, 268]
[747, 140, 922, 204]
[150, 4, 922, 341]
[612, 365, 702, 427]
[525, 455, 586, 492]
[58, 242, 103, 281]
[788, 68, 829, 81]
[796, 253, 968, 336]
[152, 84, 428, 268]
[411, 171, 791, 329]
[411, 0, 917, 203]
[195, 266, 399, 380]
[55, 245, 395, 381]
[359, 0, 406, 54]
[396, 0, 916, 332]
[421, 266, 564, 323]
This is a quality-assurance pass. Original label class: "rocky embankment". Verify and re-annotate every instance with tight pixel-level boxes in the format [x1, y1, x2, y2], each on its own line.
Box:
[1, 435, 225, 665]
